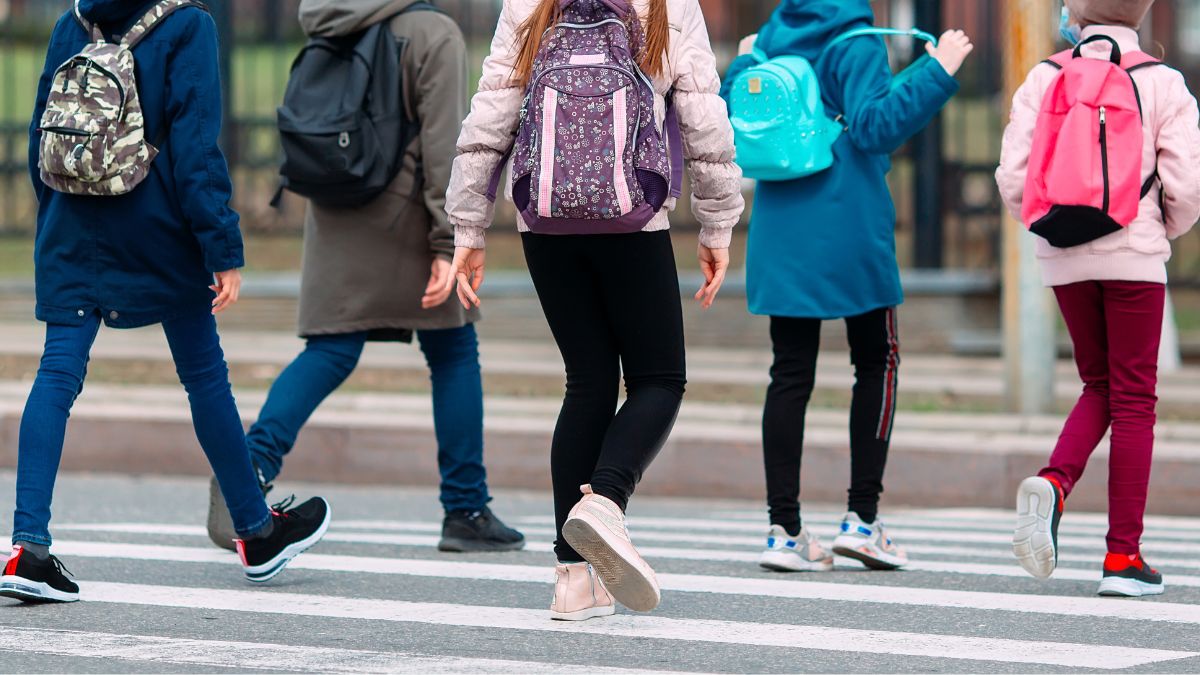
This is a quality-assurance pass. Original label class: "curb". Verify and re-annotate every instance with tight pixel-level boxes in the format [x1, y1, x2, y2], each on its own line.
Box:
[3, 385, 1198, 516]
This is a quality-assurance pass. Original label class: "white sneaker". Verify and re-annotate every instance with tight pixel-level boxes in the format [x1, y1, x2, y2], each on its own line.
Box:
[1013, 476, 1063, 580]
[832, 512, 908, 570]
[759, 525, 834, 572]
[561, 485, 660, 612]
[550, 561, 616, 621]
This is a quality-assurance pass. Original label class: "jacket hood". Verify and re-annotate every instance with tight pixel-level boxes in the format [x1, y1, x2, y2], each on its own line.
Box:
[756, 0, 875, 61]
[298, 0, 420, 37]
[76, 0, 161, 25]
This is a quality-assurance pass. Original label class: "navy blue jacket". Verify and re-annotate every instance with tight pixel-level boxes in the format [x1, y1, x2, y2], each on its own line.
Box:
[29, 0, 242, 328]
[721, 0, 958, 319]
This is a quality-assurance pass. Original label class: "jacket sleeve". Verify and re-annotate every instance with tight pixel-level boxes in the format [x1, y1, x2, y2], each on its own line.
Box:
[671, 0, 745, 249]
[28, 15, 74, 208]
[832, 41, 959, 156]
[719, 54, 756, 113]
[995, 71, 1045, 222]
[1156, 72, 1200, 241]
[163, 10, 244, 273]
[414, 22, 468, 261]
[445, 0, 525, 250]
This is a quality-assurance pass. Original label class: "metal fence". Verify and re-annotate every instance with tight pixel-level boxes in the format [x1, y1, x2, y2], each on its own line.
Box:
[2, 0, 1199, 276]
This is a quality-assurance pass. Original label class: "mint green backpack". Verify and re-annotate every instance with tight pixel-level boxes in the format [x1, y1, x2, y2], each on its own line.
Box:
[729, 28, 937, 182]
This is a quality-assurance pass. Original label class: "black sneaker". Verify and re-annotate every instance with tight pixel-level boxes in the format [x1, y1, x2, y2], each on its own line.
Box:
[438, 507, 526, 552]
[0, 546, 79, 603]
[208, 471, 273, 552]
[1099, 553, 1165, 597]
[236, 496, 331, 583]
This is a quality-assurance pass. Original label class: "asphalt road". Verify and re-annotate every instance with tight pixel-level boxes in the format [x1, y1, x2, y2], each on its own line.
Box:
[1, 472, 1199, 673]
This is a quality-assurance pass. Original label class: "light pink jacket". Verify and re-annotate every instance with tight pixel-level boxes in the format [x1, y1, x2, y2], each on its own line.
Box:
[996, 26, 1200, 287]
[445, 0, 744, 249]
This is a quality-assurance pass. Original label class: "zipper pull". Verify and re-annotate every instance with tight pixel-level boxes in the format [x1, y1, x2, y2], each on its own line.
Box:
[1100, 106, 1107, 124]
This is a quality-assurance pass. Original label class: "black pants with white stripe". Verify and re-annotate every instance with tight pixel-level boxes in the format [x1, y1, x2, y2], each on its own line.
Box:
[763, 307, 899, 533]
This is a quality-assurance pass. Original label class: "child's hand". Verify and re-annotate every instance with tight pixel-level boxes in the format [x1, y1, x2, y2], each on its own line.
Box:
[925, 29, 974, 77]
[695, 244, 729, 310]
[210, 269, 242, 314]
[447, 246, 486, 310]
[422, 258, 454, 309]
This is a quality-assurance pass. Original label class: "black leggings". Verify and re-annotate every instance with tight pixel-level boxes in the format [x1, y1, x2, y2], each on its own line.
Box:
[763, 308, 899, 533]
[522, 231, 686, 562]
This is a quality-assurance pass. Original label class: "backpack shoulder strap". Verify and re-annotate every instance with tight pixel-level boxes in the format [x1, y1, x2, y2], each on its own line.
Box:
[121, 0, 210, 50]
[72, 0, 106, 43]
[823, 27, 939, 58]
[1123, 52, 1163, 72]
[1044, 49, 1074, 69]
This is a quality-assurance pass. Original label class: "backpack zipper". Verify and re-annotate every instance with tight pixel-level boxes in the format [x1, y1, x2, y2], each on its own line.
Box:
[53, 57, 127, 118]
[1099, 106, 1109, 213]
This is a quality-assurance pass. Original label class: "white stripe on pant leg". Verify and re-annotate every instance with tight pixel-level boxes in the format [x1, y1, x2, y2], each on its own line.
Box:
[0, 626, 659, 674]
[47, 541, 1200, 624]
[76, 582, 1195, 669]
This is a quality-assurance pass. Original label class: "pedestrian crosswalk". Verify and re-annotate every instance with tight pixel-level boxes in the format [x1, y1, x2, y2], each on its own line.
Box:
[9, 503, 1200, 672]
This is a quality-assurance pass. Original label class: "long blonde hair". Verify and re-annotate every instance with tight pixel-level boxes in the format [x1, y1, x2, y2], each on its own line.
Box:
[512, 0, 669, 86]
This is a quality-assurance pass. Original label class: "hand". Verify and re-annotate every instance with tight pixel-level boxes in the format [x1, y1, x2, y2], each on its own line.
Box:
[446, 246, 486, 310]
[210, 269, 242, 314]
[925, 29, 974, 77]
[695, 245, 729, 310]
[422, 258, 454, 309]
[738, 34, 758, 56]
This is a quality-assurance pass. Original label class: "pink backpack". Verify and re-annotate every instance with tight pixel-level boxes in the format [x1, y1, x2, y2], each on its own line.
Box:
[1022, 35, 1162, 248]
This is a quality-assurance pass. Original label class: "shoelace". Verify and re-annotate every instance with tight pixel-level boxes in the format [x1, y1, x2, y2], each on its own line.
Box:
[49, 555, 73, 579]
[270, 495, 297, 519]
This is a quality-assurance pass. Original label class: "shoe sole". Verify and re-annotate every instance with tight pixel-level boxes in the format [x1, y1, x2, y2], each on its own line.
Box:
[832, 541, 906, 570]
[1013, 477, 1057, 580]
[0, 576, 79, 603]
[243, 502, 332, 583]
[562, 512, 660, 613]
[1098, 576, 1165, 598]
[549, 604, 617, 621]
[759, 550, 834, 573]
[207, 477, 239, 553]
[437, 537, 526, 553]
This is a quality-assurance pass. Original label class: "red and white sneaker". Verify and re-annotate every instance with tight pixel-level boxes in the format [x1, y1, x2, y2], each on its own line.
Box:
[1099, 553, 1164, 597]
[1013, 476, 1064, 580]
[0, 545, 79, 603]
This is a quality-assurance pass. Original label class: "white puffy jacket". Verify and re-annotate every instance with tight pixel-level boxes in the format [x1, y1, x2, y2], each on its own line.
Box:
[446, 0, 744, 249]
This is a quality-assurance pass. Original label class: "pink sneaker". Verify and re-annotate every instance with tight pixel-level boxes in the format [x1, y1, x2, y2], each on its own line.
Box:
[550, 561, 615, 621]
[561, 485, 660, 612]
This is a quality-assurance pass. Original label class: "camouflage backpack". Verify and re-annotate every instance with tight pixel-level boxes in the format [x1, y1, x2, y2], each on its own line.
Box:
[38, 0, 207, 196]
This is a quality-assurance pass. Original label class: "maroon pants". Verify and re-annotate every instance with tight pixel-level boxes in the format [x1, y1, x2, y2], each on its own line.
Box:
[1041, 280, 1165, 555]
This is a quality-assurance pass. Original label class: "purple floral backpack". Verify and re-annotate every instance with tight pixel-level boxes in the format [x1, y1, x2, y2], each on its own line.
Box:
[488, 0, 683, 234]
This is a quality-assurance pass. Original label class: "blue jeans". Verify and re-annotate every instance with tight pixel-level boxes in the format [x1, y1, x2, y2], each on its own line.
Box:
[12, 311, 272, 546]
[246, 324, 490, 513]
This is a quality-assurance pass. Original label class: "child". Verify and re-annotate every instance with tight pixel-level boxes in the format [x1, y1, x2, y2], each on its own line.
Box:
[204, 0, 524, 557]
[446, 0, 743, 618]
[1, 0, 331, 604]
[998, 0, 1200, 597]
[721, 0, 971, 573]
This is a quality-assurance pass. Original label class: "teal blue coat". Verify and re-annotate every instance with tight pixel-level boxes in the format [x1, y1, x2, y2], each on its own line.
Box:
[721, 0, 959, 319]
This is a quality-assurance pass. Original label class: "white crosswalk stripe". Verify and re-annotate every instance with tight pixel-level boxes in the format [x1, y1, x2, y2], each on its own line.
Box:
[0, 626, 664, 674]
[10, 506, 1200, 672]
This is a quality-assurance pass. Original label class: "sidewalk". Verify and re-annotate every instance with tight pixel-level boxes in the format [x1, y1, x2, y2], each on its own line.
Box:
[1, 320, 1200, 513]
